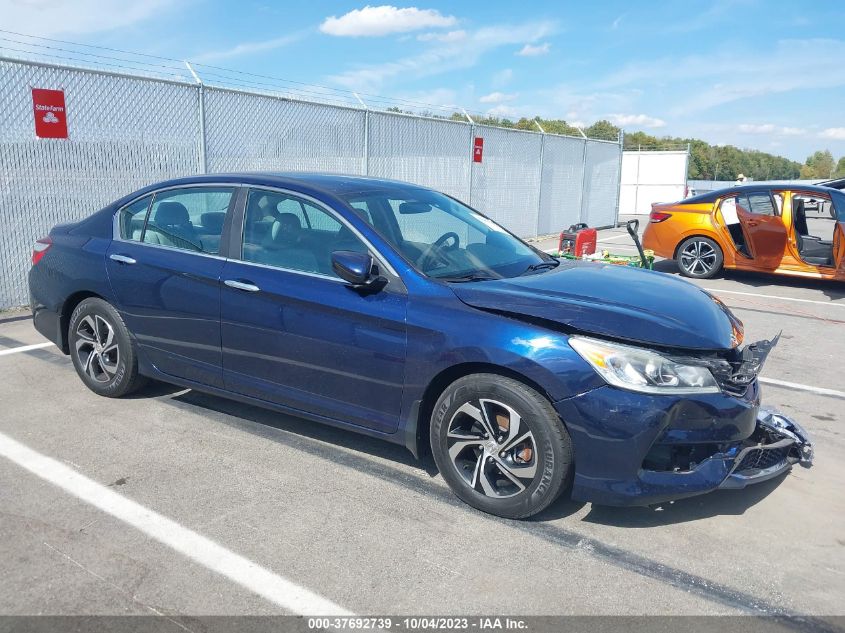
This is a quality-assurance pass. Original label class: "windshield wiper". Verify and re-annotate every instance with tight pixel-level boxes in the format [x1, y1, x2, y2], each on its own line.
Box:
[521, 258, 560, 275]
[437, 271, 499, 283]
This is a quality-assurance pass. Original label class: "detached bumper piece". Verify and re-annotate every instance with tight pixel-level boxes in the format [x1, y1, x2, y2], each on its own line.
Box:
[719, 407, 813, 489]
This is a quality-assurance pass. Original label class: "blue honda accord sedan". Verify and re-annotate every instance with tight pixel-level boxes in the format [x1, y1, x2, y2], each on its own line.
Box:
[28, 173, 812, 518]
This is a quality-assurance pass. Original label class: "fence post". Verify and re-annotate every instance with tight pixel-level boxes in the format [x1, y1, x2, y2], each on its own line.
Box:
[534, 119, 546, 236]
[578, 137, 589, 225]
[354, 93, 369, 175]
[185, 61, 207, 174]
[463, 109, 476, 206]
[614, 129, 624, 224]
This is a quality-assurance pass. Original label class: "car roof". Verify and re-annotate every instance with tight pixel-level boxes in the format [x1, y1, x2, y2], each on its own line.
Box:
[681, 182, 842, 204]
[145, 172, 431, 198]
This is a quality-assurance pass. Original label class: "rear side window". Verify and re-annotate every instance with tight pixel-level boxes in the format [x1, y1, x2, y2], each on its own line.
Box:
[747, 192, 776, 216]
[143, 187, 234, 254]
[117, 195, 152, 241]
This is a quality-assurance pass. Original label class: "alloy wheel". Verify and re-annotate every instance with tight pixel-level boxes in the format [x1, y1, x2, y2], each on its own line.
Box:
[74, 314, 120, 383]
[680, 240, 717, 276]
[446, 398, 538, 498]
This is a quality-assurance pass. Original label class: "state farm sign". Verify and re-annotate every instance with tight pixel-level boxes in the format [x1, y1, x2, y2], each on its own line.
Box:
[32, 88, 68, 139]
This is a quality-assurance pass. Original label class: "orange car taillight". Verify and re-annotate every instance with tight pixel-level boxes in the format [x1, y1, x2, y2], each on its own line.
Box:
[649, 211, 672, 223]
[32, 236, 52, 265]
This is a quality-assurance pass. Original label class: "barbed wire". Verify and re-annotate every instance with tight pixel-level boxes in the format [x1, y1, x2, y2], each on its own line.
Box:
[0, 29, 486, 118]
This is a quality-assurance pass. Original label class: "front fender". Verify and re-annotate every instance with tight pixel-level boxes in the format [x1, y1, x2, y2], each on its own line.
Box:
[398, 291, 605, 453]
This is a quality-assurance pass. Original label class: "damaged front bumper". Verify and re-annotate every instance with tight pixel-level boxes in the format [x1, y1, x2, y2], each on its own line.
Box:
[556, 333, 815, 506]
[718, 407, 813, 489]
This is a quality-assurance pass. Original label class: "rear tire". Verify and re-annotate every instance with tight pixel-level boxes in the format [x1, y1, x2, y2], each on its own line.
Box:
[68, 298, 145, 397]
[430, 374, 573, 519]
[677, 236, 723, 279]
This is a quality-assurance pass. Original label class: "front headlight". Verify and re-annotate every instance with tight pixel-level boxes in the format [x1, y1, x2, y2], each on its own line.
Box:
[569, 336, 720, 395]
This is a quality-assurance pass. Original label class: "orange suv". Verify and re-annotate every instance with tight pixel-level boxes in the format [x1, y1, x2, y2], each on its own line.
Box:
[642, 184, 845, 280]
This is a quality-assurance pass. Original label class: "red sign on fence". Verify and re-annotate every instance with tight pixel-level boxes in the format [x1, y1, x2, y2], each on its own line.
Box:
[473, 137, 484, 163]
[32, 88, 68, 139]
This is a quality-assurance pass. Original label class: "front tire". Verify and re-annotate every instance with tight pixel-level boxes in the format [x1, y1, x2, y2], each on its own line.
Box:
[68, 298, 145, 397]
[677, 236, 723, 279]
[430, 374, 573, 519]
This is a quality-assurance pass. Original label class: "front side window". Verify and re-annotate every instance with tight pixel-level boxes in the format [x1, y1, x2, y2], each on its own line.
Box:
[117, 195, 152, 241]
[241, 189, 368, 277]
[144, 187, 234, 254]
[340, 187, 547, 280]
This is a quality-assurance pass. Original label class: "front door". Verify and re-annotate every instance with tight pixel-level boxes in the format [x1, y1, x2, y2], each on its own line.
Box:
[106, 186, 236, 388]
[220, 188, 407, 434]
[735, 191, 788, 269]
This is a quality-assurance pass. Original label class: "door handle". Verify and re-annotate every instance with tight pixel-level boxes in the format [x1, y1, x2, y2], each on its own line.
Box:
[109, 254, 137, 265]
[224, 279, 260, 292]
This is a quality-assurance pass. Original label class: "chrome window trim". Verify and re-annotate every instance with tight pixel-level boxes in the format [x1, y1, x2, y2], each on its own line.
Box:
[240, 184, 401, 281]
[226, 257, 346, 283]
[111, 238, 230, 262]
[112, 182, 239, 247]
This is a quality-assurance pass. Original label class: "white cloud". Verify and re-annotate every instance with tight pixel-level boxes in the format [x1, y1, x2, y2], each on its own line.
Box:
[328, 20, 555, 91]
[320, 5, 456, 37]
[491, 68, 514, 88]
[608, 113, 666, 128]
[192, 33, 305, 62]
[820, 127, 845, 141]
[485, 104, 520, 118]
[602, 39, 845, 116]
[0, 0, 174, 36]
[417, 30, 466, 42]
[738, 123, 805, 136]
[479, 91, 517, 104]
[516, 42, 550, 57]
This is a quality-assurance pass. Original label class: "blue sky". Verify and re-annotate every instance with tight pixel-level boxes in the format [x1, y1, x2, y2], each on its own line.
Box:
[3, 0, 844, 161]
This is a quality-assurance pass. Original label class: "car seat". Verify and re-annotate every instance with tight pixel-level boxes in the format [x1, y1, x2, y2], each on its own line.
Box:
[252, 213, 318, 273]
[793, 200, 833, 265]
[145, 201, 201, 250]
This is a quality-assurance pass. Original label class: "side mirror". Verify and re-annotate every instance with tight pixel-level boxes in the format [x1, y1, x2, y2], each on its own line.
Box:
[331, 251, 387, 291]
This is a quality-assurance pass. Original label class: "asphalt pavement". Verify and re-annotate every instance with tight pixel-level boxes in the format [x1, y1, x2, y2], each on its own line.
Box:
[1, 223, 843, 620]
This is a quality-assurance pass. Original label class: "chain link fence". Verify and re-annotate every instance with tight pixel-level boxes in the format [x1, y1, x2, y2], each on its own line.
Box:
[0, 56, 622, 309]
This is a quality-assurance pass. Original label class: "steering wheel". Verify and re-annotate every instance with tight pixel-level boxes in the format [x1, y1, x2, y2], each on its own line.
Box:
[419, 232, 461, 272]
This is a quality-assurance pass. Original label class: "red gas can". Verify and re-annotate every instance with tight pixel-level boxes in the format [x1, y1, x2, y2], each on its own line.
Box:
[557, 223, 597, 257]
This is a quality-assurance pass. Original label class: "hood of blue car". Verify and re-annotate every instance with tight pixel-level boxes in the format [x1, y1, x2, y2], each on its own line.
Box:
[450, 260, 742, 351]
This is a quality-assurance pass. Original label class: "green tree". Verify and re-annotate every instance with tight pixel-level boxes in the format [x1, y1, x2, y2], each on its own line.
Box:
[584, 119, 620, 141]
[834, 157, 845, 178]
[800, 150, 835, 179]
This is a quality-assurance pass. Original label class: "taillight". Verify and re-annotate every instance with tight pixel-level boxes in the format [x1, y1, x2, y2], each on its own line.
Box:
[32, 236, 52, 265]
[649, 211, 672, 223]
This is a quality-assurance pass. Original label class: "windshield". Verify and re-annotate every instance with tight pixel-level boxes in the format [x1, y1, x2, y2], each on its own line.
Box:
[339, 187, 551, 280]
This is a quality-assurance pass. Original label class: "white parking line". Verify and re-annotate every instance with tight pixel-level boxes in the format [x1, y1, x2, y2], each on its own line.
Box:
[0, 342, 54, 356]
[759, 377, 845, 399]
[597, 233, 633, 242]
[0, 431, 352, 616]
[703, 288, 845, 308]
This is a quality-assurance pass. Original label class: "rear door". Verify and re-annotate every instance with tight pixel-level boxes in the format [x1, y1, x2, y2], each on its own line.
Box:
[106, 185, 237, 388]
[735, 191, 788, 269]
[219, 187, 408, 434]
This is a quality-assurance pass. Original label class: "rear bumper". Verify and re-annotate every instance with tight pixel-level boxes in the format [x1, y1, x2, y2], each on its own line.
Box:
[555, 385, 813, 506]
[641, 223, 672, 258]
[30, 298, 64, 351]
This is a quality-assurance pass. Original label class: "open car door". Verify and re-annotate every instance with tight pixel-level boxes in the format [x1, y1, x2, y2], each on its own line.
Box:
[835, 220, 845, 274]
[735, 191, 788, 269]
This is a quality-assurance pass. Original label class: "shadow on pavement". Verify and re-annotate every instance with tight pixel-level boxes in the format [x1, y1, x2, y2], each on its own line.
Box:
[579, 473, 786, 527]
[652, 258, 845, 301]
[149, 383, 789, 527]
